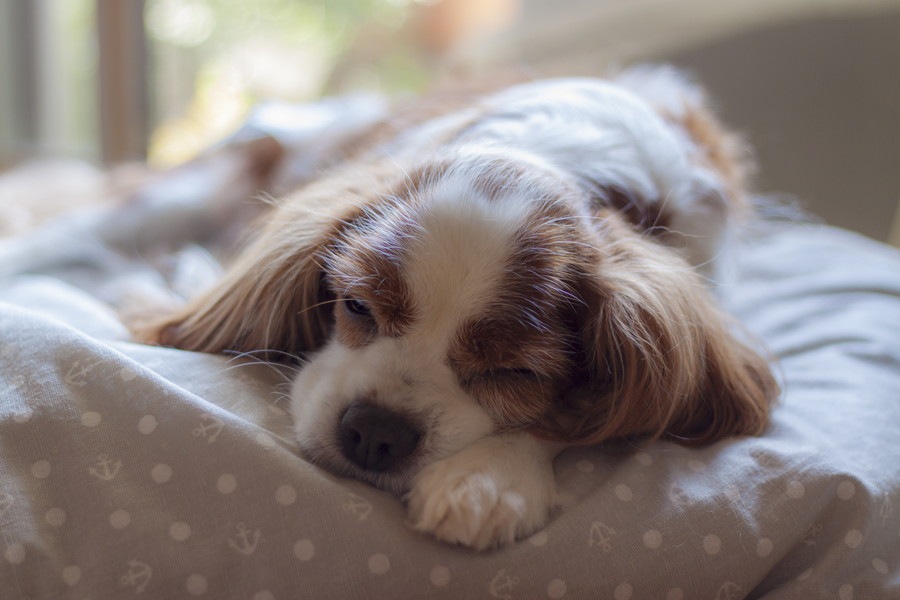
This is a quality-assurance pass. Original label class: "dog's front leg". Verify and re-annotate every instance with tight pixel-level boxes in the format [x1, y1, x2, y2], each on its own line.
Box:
[406, 432, 563, 550]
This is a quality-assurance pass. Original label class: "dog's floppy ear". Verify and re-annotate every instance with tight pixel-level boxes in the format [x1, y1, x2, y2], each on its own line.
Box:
[135, 183, 365, 359]
[533, 212, 778, 446]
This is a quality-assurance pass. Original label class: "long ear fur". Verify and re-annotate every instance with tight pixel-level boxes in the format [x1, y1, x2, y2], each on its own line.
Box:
[527, 69, 777, 446]
[134, 179, 368, 359]
[533, 212, 778, 446]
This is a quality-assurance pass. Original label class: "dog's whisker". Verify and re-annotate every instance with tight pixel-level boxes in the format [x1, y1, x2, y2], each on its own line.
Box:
[220, 349, 298, 384]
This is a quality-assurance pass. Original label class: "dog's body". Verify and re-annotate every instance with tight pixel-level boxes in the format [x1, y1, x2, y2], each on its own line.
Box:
[143, 67, 779, 550]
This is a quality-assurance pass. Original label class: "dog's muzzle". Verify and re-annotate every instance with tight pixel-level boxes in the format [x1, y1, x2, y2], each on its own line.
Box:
[338, 402, 421, 472]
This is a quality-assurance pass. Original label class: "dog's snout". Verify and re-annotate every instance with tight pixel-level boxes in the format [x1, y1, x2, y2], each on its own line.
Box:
[339, 403, 421, 472]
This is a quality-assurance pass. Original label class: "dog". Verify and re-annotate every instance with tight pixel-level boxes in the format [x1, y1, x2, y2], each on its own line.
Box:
[141, 66, 779, 550]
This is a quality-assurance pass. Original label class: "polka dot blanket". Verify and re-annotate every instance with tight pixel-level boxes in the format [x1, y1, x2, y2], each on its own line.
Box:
[1, 220, 899, 598]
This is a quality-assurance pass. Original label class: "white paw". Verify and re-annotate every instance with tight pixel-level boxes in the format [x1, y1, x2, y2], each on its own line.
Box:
[405, 434, 556, 550]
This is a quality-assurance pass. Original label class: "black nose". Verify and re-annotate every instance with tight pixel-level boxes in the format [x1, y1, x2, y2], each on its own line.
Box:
[339, 403, 421, 472]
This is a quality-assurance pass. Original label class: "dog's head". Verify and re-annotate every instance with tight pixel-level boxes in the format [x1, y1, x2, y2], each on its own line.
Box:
[145, 68, 778, 494]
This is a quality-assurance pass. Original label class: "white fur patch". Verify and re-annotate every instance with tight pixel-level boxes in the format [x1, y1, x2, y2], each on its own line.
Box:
[406, 432, 558, 551]
[403, 168, 529, 339]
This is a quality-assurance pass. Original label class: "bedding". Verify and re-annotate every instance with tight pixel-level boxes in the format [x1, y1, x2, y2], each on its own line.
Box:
[1, 153, 900, 598]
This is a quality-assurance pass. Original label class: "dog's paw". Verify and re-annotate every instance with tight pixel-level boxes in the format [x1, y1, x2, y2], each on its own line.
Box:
[405, 434, 556, 550]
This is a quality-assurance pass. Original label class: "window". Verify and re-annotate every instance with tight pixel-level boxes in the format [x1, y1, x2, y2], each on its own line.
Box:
[0, 0, 448, 167]
[0, 0, 99, 164]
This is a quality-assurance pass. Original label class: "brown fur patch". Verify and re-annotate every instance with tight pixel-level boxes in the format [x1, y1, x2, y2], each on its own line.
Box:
[529, 209, 779, 446]
[325, 197, 419, 340]
[680, 106, 746, 197]
[447, 199, 587, 429]
[449, 311, 574, 429]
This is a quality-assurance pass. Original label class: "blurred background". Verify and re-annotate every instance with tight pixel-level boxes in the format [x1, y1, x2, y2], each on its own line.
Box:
[0, 0, 898, 244]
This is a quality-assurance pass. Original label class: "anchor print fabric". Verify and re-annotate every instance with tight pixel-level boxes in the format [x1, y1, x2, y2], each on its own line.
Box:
[2, 223, 900, 599]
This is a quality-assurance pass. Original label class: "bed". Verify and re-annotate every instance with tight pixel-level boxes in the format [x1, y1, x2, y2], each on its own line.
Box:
[1, 115, 899, 599]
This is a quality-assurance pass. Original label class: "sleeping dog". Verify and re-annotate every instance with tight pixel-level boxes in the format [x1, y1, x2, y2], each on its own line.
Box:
[141, 66, 779, 550]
